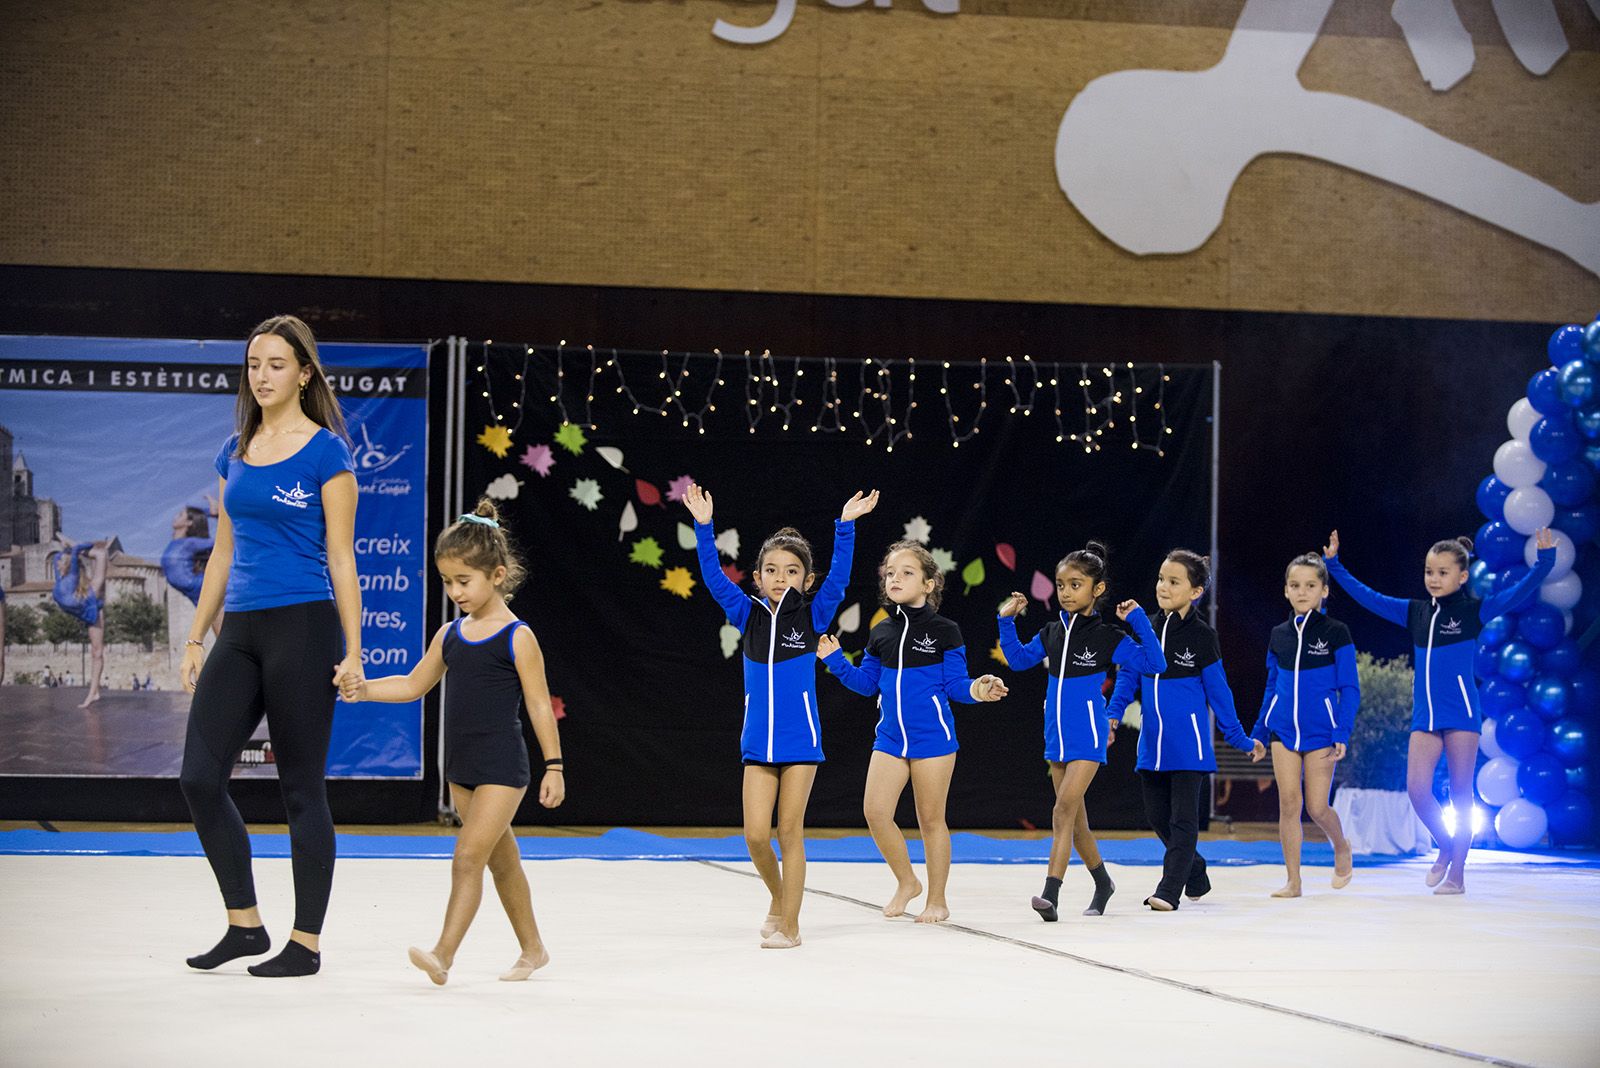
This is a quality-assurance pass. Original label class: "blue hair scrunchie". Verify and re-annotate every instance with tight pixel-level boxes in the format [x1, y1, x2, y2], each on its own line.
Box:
[458, 513, 500, 529]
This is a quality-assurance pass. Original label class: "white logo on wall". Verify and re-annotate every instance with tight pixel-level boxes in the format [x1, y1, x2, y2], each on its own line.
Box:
[272, 482, 314, 509]
[351, 420, 414, 497]
[1055, 0, 1600, 278]
[713, 0, 957, 46]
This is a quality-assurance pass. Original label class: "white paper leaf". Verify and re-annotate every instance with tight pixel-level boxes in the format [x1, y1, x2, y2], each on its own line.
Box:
[715, 528, 741, 560]
[837, 603, 861, 634]
[485, 474, 522, 500]
[596, 446, 628, 471]
[618, 500, 638, 541]
[677, 522, 697, 551]
[719, 623, 741, 659]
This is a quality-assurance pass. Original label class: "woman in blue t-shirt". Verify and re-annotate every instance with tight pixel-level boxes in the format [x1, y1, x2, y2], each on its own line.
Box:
[177, 315, 365, 978]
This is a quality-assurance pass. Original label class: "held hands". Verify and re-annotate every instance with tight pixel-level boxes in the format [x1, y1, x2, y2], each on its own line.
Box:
[1114, 599, 1141, 621]
[333, 655, 365, 702]
[1323, 530, 1340, 559]
[998, 592, 1028, 618]
[683, 483, 714, 526]
[180, 643, 205, 694]
[840, 489, 880, 522]
[1250, 739, 1268, 763]
[972, 675, 1009, 702]
[539, 769, 566, 808]
[817, 634, 842, 660]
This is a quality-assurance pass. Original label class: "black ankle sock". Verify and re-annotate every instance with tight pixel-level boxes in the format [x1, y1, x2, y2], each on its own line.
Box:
[186, 925, 270, 970]
[1042, 876, 1063, 906]
[247, 940, 321, 977]
[1084, 863, 1116, 916]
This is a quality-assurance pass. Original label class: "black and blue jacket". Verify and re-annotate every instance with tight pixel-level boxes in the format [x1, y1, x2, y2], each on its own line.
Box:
[1108, 608, 1253, 772]
[822, 602, 983, 759]
[999, 607, 1166, 764]
[695, 519, 855, 764]
[1326, 548, 1554, 734]
[1251, 610, 1360, 752]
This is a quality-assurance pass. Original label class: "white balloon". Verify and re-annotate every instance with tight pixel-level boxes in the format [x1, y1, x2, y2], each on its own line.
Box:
[1478, 717, 1506, 760]
[1524, 528, 1576, 579]
[1504, 486, 1555, 535]
[1493, 439, 1547, 489]
[1507, 398, 1541, 441]
[1540, 570, 1583, 611]
[1495, 797, 1548, 850]
[1476, 755, 1521, 808]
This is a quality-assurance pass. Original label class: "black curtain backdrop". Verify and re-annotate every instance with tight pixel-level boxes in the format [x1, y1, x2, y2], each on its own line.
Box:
[0, 265, 1563, 826]
[462, 354, 1214, 828]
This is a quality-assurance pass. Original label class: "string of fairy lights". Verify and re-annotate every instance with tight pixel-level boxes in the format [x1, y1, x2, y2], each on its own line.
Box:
[471, 341, 1178, 456]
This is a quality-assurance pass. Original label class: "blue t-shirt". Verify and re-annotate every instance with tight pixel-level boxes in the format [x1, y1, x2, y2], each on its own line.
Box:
[215, 428, 355, 612]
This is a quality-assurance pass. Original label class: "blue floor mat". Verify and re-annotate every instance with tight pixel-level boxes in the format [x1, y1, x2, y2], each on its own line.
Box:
[3, 828, 1598, 867]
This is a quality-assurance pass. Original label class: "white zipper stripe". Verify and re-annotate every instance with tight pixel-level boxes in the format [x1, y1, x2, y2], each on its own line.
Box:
[1086, 699, 1099, 749]
[1324, 696, 1337, 730]
[1055, 613, 1076, 762]
[1190, 713, 1204, 759]
[1153, 614, 1171, 770]
[931, 696, 951, 741]
[1291, 614, 1307, 752]
[895, 608, 911, 758]
[1424, 601, 1440, 732]
[755, 588, 791, 763]
[1456, 675, 1474, 721]
[802, 691, 818, 747]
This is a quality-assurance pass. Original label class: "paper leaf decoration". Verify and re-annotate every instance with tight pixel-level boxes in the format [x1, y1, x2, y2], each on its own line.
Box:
[930, 548, 956, 574]
[629, 537, 664, 569]
[1031, 570, 1054, 604]
[520, 443, 555, 476]
[903, 515, 932, 544]
[962, 557, 986, 595]
[476, 424, 513, 458]
[570, 478, 603, 511]
[619, 501, 639, 541]
[485, 473, 522, 500]
[715, 528, 740, 560]
[722, 563, 746, 586]
[719, 624, 741, 659]
[636, 479, 663, 507]
[995, 543, 1017, 571]
[990, 640, 1008, 666]
[596, 446, 627, 471]
[869, 607, 890, 631]
[553, 422, 588, 455]
[677, 522, 697, 550]
[550, 695, 567, 721]
[666, 475, 694, 502]
[836, 603, 861, 634]
[661, 567, 696, 599]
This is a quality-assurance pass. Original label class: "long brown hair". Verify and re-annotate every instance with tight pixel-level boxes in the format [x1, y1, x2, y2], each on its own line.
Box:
[234, 315, 348, 456]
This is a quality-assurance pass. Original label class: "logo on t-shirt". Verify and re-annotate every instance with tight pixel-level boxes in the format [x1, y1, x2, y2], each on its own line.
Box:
[1171, 647, 1197, 669]
[1438, 617, 1462, 636]
[272, 481, 315, 509]
[780, 627, 807, 650]
[1072, 648, 1100, 668]
[1306, 638, 1330, 656]
[912, 633, 938, 655]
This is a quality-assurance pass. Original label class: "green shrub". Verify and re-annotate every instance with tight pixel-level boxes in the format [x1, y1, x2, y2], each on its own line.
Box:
[1340, 652, 1414, 791]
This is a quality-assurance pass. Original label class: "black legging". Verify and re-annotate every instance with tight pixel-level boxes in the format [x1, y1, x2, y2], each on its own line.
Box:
[1138, 769, 1211, 907]
[180, 601, 342, 934]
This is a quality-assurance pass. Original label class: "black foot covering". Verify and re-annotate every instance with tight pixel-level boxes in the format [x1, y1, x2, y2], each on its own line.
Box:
[186, 925, 270, 970]
[1084, 864, 1115, 916]
[247, 940, 321, 977]
[1032, 875, 1063, 921]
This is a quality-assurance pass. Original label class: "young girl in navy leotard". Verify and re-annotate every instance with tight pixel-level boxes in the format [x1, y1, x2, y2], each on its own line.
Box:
[353, 498, 565, 984]
[818, 541, 1008, 925]
[683, 482, 878, 949]
[1324, 527, 1554, 894]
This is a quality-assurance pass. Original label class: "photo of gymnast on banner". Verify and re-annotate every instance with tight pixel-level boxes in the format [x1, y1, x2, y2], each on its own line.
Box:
[0, 335, 429, 779]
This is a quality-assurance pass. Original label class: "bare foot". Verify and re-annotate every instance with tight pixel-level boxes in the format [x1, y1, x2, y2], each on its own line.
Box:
[883, 877, 923, 918]
[78, 691, 101, 709]
[1270, 883, 1302, 898]
[499, 945, 550, 981]
[914, 904, 949, 924]
[407, 946, 448, 985]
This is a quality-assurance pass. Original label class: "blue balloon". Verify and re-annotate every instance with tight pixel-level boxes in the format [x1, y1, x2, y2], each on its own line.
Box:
[1541, 458, 1598, 507]
[1552, 503, 1600, 546]
[1560, 359, 1597, 407]
[1473, 638, 1502, 679]
[1474, 520, 1522, 568]
[1530, 367, 1569, 412]
[1499, 708, 1547, 759]
[1585, 443, 1600, 474]
[1585, 319, 1600, 361]
[1546, 790, 1594, 845]
[1516, 604, 1566, 650]
[1477, 474, 1511, 520]
[1498, 640, 1538, 681]
[1528, 676, 1571, 720]
[1481, 677, 1526, 715]
[1481, 615, 1516, 648]
[1540, 639, 1583, 679]
[1531, 412, 1581, 464]
[1550, 324, 1585, 365]
[1575, 406, 1600, 441]
[1468, 559, 1499, 599]
[1566, 765, 1590, 791]
[1517, 750, 1567, 805]
[1550, 718, 1591, 767]
[1568, 667, 1599, 718]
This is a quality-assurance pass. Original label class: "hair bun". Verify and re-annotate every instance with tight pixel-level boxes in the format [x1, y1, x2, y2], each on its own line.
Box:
[1455, 535, 1474, 553]
[771, 526, 803, 540]
[473, 496, 502, 523]
[1084, 539, 1109, 558]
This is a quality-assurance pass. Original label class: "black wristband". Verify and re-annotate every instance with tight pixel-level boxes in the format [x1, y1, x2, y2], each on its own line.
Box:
[543, 758, 564, 768]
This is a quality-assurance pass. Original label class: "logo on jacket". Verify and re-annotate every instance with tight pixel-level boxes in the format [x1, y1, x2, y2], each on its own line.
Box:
[780, 627, 807, 650]
[1306, 638, 1330, 656]
[1171, 647, 1197, 669]
[1072, 648, 1099, 668]
[272, 482, 314, 509]
[1438, 618, 1462, 636]
[912, 633, 938, 655]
